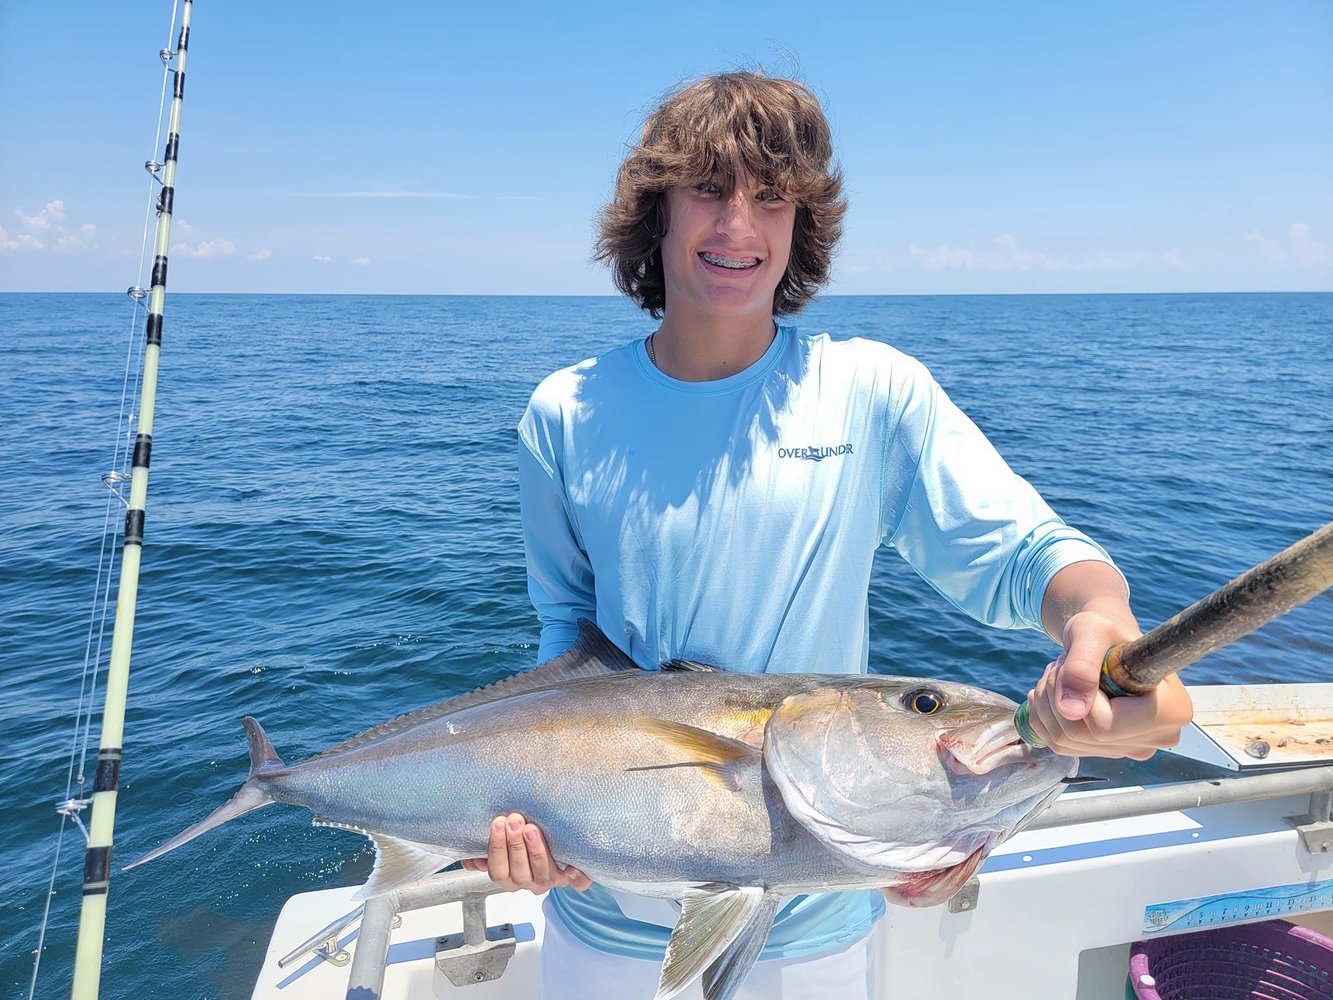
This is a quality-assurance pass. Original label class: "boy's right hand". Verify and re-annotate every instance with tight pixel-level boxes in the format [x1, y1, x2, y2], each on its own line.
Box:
[460, 812, 593, 893]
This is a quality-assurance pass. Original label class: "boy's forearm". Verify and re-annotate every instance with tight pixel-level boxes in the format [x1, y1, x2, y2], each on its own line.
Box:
[1041, 560, 1138, 643]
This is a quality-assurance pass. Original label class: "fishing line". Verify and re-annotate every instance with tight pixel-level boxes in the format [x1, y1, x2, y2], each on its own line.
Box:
[28, 4, 184, 998]
[69, 0, 180, 821]
[76, 0, 182, 795]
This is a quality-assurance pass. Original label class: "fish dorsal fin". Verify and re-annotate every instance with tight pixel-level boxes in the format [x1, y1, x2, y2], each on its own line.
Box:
[702, 890, 783, 1000]
[344, 830, 456, 900]
[313, 619, 640, 760]
[655, 886, 767, 1000]
[630, 719, 761, 791]
[662, 658, 721, 672]
[242, 716, 286, 775]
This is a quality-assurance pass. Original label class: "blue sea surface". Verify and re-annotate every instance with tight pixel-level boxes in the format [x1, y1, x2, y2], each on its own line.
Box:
[3, 292, 1330, 998]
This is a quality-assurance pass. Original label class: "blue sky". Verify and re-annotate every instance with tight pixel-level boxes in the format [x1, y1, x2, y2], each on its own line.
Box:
[1, 1, 1330, 294]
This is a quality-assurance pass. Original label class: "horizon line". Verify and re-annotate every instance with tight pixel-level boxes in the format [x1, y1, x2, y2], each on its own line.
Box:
[4, 288, 1331, 298]
[260, 191, 543, 202]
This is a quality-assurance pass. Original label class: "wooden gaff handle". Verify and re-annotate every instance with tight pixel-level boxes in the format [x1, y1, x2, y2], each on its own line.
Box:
[1101, 520, 1333, 695]
[1015, 521, 1333, 747]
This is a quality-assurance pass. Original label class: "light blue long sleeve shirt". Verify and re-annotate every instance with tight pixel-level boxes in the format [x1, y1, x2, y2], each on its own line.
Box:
[516, 324, 1120, 959]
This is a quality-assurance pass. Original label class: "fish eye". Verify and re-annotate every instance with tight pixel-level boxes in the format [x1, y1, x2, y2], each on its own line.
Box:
[903, 687, 945, 715]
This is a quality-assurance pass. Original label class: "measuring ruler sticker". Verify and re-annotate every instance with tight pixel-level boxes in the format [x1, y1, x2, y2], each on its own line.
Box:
[1143, 878, 1333, 934]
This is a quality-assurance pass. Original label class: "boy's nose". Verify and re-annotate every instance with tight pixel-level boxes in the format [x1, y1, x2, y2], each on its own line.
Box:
[716, 192, 756, 239]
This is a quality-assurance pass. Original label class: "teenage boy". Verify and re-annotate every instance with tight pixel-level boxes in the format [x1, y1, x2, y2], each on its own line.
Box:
[463, 71, 1192, 998]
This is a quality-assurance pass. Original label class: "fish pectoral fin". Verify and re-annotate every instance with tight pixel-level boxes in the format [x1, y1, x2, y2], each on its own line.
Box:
[353, 832, 456, 900]
[702, 890, 783, 1000]
[879, 845, 989, 909]
[631, 718, 761, 791]
[655, 886, 767, 1000]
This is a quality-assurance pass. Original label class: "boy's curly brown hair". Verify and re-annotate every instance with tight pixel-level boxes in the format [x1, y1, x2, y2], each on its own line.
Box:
[594, 72, 846, 319]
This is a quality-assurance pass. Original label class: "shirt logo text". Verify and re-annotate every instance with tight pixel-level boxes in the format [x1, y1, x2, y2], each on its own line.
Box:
[778, 444, 854, 461]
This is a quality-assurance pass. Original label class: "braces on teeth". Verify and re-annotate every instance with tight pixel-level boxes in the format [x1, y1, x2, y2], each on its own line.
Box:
[701, 252, 759, 269]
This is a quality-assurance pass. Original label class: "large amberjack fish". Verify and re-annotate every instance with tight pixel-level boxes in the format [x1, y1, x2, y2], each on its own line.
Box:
[128, 621, 1075, 1000]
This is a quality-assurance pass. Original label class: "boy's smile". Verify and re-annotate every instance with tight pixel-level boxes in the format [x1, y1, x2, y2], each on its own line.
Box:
[659, 175, 795, 326]
[698, 251, 760, 270]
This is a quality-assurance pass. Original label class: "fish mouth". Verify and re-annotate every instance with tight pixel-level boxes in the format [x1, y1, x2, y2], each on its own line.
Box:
[937, 718, 1033, 776]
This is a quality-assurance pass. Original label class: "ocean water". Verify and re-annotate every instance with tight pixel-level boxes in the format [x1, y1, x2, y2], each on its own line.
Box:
[3, 291, 1330, 998]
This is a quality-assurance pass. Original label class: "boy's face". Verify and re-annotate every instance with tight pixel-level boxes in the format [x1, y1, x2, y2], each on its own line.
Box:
[659, 173, 795, 326]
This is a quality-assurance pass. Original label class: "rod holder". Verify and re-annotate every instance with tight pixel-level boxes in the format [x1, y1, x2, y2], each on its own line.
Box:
[434, 892, 517, 989]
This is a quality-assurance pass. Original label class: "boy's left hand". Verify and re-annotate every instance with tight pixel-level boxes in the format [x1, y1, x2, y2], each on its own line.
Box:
[1026, 610, 1193, 759]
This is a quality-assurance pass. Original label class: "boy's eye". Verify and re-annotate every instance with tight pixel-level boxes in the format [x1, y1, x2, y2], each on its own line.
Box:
[695, 181, 721, 196]
[757, 189, 784, 203]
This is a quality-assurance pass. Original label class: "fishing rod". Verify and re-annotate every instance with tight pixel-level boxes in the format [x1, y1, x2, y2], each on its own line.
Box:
[1016, 520, 1333, 748]
[69, 3, 194, 997]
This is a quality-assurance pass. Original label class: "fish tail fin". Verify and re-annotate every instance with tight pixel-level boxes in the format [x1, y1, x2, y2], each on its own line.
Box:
[123, 716, 284, 871]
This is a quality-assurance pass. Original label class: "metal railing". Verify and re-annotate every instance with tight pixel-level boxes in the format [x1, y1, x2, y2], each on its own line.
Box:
[277, 869, 516, 1000]
[1031, 762, 1333, 833]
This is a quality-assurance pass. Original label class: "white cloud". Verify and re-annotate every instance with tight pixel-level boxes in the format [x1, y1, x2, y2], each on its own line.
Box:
[1243, 223, 1332, 268]
[56, 223, 98, 252]
[175, 218, 193, 234]
[0, 225, 39, 251]
[16, 199, 65, 231]
[1161, 248, 1187, 270]
[313, 254, 332, 262]
[352, 256, 371, 266]
[909, 234, 1141, 272]
[1244, 230, 1280, 260]
[172, 238, 236, 259]
[247, 248, 272, 261]
[4, 200, 97, 252]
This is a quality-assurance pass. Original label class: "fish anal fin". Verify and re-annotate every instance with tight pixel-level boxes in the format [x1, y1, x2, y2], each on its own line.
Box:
[632, 718, 761, 791]
[655, 886, 766, 1000]
[353, 832, 456, 900]
[314, 619, 641, 761]
[703, 890, 783, 1000]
